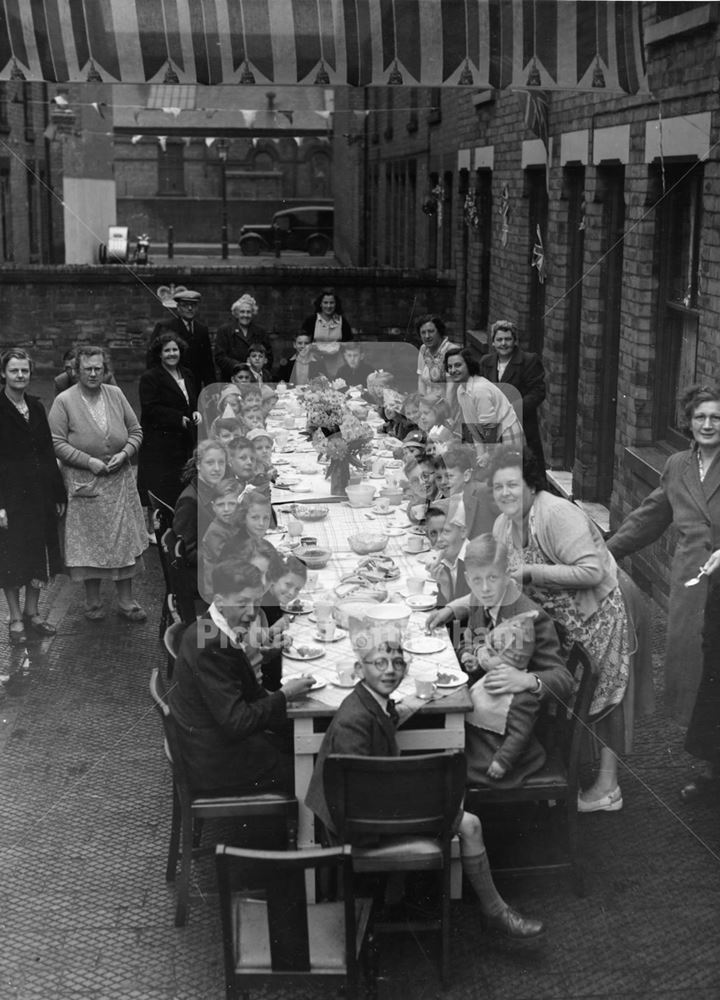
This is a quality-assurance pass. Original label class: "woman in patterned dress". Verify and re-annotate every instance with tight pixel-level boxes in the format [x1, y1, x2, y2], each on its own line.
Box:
[489, 447, 637, 812]
[415, 314, 454, 402]
[49, 346, 147, 622]
[0, 349, 66, 646]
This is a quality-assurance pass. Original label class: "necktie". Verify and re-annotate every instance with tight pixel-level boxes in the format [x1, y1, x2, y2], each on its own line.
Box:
[186, 320, 194, 337]
[386, 698, 399, 726]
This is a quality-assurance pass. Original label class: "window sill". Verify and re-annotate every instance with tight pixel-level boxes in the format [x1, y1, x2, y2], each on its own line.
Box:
[645, 3, 717, 44]
[624, 443, 679, 489]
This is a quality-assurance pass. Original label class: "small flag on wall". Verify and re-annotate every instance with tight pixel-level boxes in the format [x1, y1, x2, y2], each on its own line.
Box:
[531, 224, 546, 284]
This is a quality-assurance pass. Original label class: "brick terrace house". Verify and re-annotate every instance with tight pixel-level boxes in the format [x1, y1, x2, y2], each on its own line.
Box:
[332, 1, 720, 608]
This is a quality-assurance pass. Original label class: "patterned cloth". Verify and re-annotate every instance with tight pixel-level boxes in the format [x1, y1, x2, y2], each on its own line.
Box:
[499, 517, 630, 718]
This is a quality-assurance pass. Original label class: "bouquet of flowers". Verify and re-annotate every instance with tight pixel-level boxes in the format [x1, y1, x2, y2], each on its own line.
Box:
[297, 375, 374, 492]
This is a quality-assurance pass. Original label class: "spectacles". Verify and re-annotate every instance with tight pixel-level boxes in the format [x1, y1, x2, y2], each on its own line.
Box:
[365, 656, 408, 671]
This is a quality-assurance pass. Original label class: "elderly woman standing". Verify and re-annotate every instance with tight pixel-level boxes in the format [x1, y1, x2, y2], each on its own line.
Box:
[416, 314, 454, 401]
[214, 294, 273, 381]
[0, 349, 66, 645]
[609, 384, 720, 730]
[49, 346, 147, 622]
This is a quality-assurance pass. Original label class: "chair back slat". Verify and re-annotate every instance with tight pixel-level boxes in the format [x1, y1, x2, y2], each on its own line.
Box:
[564, 642, 598, 785]
[325, 751, 465, 841]
[266, 869, 311, 971]
[161, 528, 197, 626]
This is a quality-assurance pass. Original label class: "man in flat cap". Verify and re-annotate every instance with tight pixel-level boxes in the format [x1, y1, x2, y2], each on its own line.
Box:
[151, 288, 216, 389]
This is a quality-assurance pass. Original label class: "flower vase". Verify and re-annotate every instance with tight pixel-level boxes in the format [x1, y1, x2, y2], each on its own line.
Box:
[328, 459, 351, 496]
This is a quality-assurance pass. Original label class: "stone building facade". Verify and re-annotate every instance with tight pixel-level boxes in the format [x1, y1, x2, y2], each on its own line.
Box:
[333, 2, 720, 607]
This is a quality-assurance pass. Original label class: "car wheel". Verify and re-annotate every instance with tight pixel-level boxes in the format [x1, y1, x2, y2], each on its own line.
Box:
[306, 235, 330, 257]
[239, 235, 263, 256]
[98, 243, 107, 264]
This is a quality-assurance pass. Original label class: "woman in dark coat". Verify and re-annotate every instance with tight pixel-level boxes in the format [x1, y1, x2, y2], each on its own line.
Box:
[301, 287, 353, 378]
[0, 349, 66, 645]
[138, 332, 200, 508]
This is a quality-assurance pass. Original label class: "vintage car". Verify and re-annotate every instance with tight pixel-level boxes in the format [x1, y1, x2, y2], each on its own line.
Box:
[238, 205, 334, 256]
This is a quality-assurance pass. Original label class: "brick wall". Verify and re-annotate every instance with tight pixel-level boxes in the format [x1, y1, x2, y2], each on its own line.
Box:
[0, 264, 454, 376]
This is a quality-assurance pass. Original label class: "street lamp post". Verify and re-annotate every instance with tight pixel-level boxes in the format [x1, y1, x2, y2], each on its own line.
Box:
[216, 138, 229, 259]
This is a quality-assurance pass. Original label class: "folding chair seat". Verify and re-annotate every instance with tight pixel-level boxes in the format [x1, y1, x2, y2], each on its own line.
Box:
[149, 668, 298, 926]
[464, 641, 597, 896]
[324, 750, 465, 987]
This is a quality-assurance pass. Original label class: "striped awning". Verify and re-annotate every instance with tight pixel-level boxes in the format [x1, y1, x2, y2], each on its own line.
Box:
[0, 0, 646, 93]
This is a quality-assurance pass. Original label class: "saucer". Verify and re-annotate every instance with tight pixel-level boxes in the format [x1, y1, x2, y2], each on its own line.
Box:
[405, 594, 437, 611]
[313, 628, 347, 643]
[371, 505, 394, 515]
[403, 635, 447, 655]
[284, 647, 325, 662]
[402, 544, 431, 555]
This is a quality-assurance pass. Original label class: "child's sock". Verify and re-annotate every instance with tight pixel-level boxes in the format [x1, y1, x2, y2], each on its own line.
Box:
[461, 849, 506, 917]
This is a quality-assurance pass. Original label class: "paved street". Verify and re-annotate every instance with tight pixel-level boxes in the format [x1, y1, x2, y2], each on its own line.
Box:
[1, 548, 719, 999]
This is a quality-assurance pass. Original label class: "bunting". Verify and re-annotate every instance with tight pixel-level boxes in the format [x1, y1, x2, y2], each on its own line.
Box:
[0, 0, 646, 91]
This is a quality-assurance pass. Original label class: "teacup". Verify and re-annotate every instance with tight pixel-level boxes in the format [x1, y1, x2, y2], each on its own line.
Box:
[284, 415, 296, 428]
[376, 496, 391, 513]
[305, 570, 319, 590]
[415, 679, 436, 700]
[372, 458, 386, 476]
[318, 620, 337, 641]
[410, 504, 426, 521]
[406, 575, 426, 595]
[314, 598, 334, 623]
[337, 667, 357, 686]
[406, 533, 428, 553]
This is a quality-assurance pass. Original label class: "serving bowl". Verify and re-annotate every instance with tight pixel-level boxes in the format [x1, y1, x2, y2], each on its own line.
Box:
[292, 504, 329, 521]
[298, 546, 332, 569]
[333, 597, 384, 630]
[345, 483, 376, 507]
[348, 532, 389, 555]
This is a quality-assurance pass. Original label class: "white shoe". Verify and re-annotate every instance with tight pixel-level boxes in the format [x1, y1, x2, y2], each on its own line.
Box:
[577, 786, 623, 813]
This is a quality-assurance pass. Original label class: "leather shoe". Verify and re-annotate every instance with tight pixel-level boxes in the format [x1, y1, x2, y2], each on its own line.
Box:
[23, 615, 56, 637]
[578, 786, 623, 813]
[482, 906, 545, 940]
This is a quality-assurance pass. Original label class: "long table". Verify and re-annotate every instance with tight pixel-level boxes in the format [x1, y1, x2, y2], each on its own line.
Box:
[267, 391, 472, 897]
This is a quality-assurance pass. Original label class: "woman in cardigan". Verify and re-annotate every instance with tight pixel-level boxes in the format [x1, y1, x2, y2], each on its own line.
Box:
[300, 288, 352, 379]
[0, 349, 67, 645]
[49, 346, 147, 622]
[429, 446, 651, 812]
[609, 384, 720, 727]
[137, 332, 200, 509]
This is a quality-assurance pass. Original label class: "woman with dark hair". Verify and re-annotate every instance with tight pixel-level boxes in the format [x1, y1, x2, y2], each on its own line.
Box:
[0, 349, 67, 645]
[415, 314, 454, 400]
[428, 445, 653, 812]
[49, 345, 147, 622]
[301, 287, 353, 378]
[138, 332, 200, 510]
[444, 347, 524, 460]
[609, 384, 720, 743]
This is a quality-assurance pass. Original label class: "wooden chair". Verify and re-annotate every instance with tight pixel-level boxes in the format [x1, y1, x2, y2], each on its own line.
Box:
[149, 669, 298, 926]
[464, 641, 598, 896]
[215, 844, 375, 1000]
[162, 620, 186, 681]
[324, 750, 465, 987]
[147, 490, 176, 639]
[160, 528, 198, 627]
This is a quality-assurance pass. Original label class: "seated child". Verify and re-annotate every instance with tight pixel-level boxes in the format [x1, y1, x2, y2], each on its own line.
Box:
[423, 503, 470, 606]
[246, 427, 277, 485]
[247, 342, 273, 383]
[227, 436, 257, 490]
[199, 479, 241, 601]
[381, 387, 412, 441]
[239, 391, 266, 432]
[436, 444, 497, 539]
[305, 635, 545, 940]
[336, 340, 373, 387]
[259, 554, 309, 691]
[235, 489, 273, 544]
[274, 332, 316, 385]
[417, 397, 457, 457]
[404, 454, 439, 524]
[456, 534, 574, 787]
[210, 415, 244, 449]
[230, 362, 254, 385]
[215, 386, 244, 420]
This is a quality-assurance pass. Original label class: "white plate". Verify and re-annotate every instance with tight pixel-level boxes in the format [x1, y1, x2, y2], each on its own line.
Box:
[382, 526, 406, 537]
[313, 628, 347, 643]
[402, 545, 431, 555]
[434, 672, 466, 689]
[331, 678, 358, 688]
[284, 648, 325, 662]
[281, 600, 314, 615]
[284, 675, 327, 691]
[403, 635, 447, 655]
[405, 594, 437, 611]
